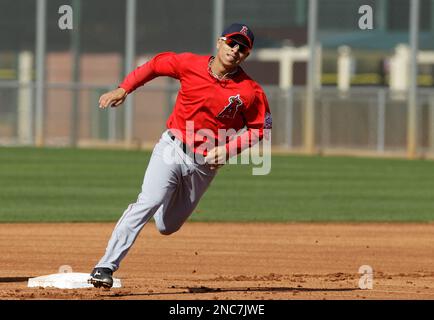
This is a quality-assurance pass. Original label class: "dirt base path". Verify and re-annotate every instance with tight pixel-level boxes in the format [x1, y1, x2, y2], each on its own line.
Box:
[0, 222, 433, 300]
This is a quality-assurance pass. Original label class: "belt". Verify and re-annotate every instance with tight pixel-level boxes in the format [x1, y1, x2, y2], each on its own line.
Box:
[168, 130, 188, 154]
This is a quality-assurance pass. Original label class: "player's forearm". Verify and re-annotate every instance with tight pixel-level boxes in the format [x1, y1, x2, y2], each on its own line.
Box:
[226, 128, 263, 157]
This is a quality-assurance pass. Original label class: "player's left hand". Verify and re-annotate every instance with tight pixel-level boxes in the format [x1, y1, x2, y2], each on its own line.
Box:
[205, 145, 228, 170]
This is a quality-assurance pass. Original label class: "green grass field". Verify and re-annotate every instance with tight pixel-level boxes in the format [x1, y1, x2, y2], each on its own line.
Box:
[1, 146, 433, 222]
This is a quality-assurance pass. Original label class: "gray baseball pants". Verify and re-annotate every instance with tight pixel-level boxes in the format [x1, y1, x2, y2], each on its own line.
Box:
[95, 130, 217, 272]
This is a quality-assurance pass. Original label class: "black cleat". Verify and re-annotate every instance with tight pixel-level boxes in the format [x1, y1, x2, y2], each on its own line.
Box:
[88, 267, 113, 289]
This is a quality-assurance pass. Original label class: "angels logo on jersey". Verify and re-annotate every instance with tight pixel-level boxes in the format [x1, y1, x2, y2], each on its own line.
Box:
[216, 94, 243, 119]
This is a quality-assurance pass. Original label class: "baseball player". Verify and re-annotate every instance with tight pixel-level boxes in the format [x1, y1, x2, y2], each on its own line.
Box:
[89, 23, 272, 288]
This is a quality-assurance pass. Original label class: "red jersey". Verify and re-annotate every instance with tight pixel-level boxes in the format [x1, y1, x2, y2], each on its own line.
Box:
[119, 52, 272, 155]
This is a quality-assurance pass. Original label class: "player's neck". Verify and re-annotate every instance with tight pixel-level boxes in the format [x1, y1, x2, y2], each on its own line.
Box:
[209, 57, 238, 80]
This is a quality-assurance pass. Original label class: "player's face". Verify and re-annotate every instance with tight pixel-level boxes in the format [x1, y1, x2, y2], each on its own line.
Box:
[216, 37, 250, 68]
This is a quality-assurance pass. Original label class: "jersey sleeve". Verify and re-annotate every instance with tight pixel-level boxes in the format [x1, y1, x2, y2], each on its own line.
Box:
[119, 52, 184, 93]
[226, 85, 272, 156]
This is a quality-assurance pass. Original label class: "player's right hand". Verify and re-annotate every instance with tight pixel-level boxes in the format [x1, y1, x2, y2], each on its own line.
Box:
[205, 145, 228, 170]
[98, 87, 127, 109]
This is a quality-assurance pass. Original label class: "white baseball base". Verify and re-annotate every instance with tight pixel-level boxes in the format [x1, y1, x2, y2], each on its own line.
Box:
[27, 272, 122, 289]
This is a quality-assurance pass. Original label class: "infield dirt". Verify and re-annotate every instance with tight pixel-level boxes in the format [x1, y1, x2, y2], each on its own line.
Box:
[0, 222, 433, 300]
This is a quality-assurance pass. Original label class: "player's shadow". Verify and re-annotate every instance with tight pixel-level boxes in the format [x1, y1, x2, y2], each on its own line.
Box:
[0, 277, 30, 283]
[111, 285, 357, 298]
[184, 286, 357, 294]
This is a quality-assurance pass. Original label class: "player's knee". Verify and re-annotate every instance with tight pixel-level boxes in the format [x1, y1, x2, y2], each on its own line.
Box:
[137, 195, 164, 209]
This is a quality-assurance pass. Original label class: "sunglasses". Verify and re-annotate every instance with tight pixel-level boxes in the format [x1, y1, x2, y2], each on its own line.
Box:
[220, 37, 250, 54]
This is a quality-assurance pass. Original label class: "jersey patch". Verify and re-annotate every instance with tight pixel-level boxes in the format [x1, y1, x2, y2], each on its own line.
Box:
[216, 94, 243, 119]
[264, 112, 272, 129]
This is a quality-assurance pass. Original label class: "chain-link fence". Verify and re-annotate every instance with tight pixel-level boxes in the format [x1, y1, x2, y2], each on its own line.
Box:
[262, 86, 434, 154]
[2, 78, 434, 155]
